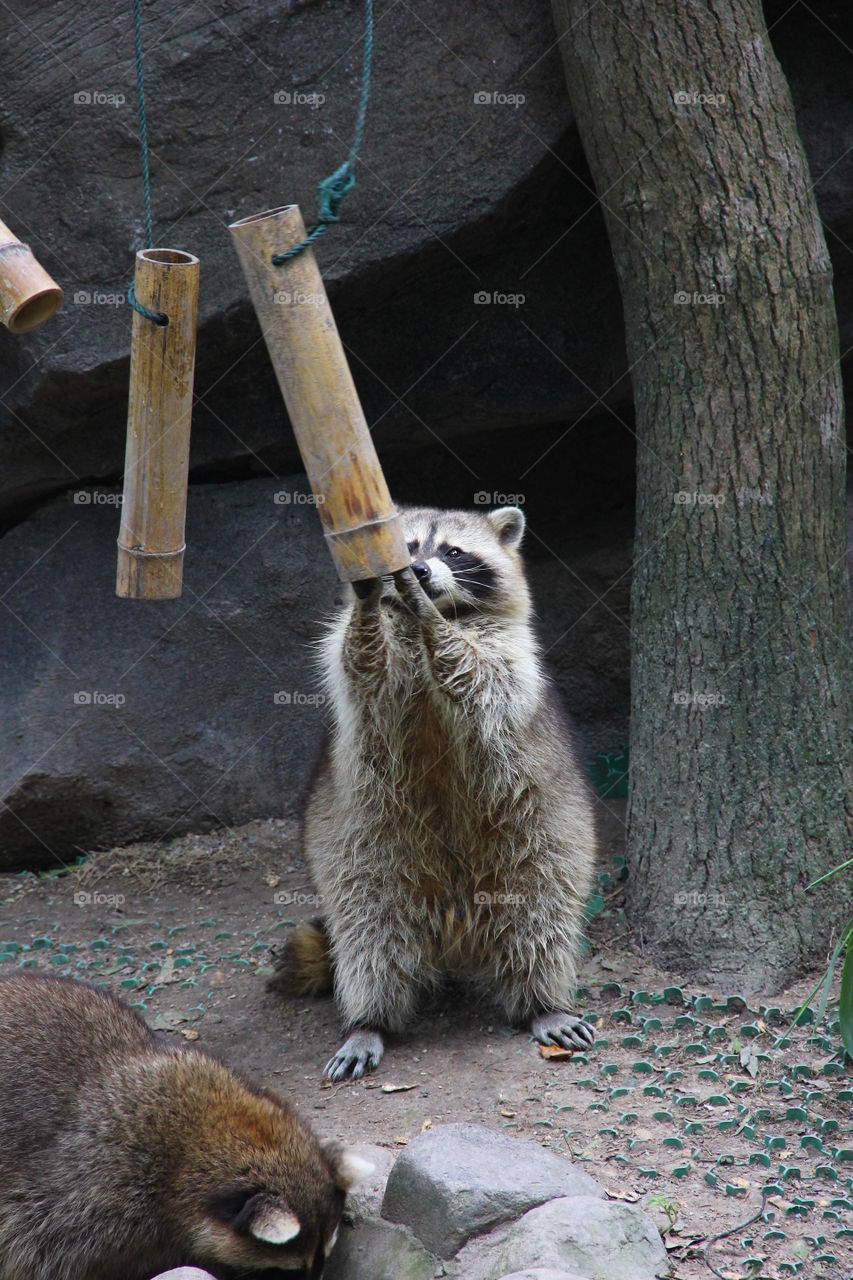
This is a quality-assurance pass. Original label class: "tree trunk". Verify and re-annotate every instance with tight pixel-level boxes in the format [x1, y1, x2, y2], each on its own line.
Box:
[551, 0, 852, 992]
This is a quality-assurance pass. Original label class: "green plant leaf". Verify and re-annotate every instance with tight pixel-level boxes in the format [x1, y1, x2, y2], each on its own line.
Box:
[807, 855, 853, 890]
[839, 941, 853, 1060]
[816, 929, 850, 1028]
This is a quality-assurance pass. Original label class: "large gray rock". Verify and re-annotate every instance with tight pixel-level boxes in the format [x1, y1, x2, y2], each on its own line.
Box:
[324, 1219, 436, 1280]
[498, 1272, 590, 1280]
[453, 1196, 669, 1280]
[0, 475, 334, 868]
[0, 478, 631, 869]
[1, 0, 621, 523]
[381, 1123, 601, 1260]
[3, 2, 853, 529]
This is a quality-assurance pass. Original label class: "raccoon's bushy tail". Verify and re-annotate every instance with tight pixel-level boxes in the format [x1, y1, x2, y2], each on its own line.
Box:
[268, 918, 333, 996]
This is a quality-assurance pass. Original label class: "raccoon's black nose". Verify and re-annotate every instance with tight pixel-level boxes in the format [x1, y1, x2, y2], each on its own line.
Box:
[412, 561, 431, 582]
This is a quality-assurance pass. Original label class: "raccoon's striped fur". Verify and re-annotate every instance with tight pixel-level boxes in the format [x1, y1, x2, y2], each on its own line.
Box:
[274, 505, 598, 1079]
[0, 975, 371, 1280]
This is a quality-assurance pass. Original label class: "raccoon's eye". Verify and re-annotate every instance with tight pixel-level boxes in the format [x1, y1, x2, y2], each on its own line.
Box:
[445, 546, 462, 559]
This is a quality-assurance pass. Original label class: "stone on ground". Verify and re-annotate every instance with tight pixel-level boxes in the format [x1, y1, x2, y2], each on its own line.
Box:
[381, 1121, 601, 1258]
[324, 1218, 436, 1280]
[497, 1271, 591, 1280]
[453, 1195, 669, 1280]
[342, 1142, 398, 1225]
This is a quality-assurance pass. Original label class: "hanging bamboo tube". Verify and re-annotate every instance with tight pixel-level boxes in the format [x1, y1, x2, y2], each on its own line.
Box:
[228, 204, 409, 582]
[116, 248, 199, 600]
[0, 217, 63, 333]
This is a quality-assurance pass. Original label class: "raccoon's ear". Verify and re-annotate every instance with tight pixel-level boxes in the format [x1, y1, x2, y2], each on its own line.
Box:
[212, 1190, 301, 1245]
[249, 1203, 302, 1245]
[323, 1142, 375, 1190]
[487, 505, 525, 548]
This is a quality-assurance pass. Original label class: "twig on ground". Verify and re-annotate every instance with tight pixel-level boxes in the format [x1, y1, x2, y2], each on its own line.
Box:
[702, 1192, 769, 1279]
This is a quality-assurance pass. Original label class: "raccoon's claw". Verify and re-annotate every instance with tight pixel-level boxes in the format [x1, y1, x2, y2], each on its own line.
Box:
[393, 567, 435, 618]
[323, 1030, 384, 1081]
[531, 1011, 596, 1052]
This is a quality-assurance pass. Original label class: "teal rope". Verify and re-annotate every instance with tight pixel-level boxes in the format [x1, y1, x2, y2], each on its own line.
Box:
[127, 0, 168, 325]
[273, 0, 372, 265]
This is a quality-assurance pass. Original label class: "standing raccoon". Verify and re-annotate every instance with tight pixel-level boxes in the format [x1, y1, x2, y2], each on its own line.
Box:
[274, 504, 598, 1080]
[0, 974, 371, 1280]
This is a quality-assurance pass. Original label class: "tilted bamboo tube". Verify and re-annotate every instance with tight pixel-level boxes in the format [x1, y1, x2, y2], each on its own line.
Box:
[228, 205, 409, 582]
[0, 217, 63, 332]
[116, 248, 199, 600]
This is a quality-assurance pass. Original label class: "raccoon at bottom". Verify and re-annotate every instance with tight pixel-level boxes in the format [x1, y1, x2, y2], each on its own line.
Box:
[0, 974, 372, 1280]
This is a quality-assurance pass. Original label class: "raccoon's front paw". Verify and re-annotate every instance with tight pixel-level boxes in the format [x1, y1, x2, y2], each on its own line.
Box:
[393, 566, 436, 619]
[531, 1011, 595, 1052]
[324, 1029, 384, 1081]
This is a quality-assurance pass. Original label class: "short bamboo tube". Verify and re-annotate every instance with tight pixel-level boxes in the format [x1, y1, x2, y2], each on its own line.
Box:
[0, 217, 63, 332]
[229, 205, 409, 582]
[117, 248, 199, 600]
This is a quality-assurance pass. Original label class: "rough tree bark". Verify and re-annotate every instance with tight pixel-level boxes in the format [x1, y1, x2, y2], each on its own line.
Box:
[551, 0, 852, 991]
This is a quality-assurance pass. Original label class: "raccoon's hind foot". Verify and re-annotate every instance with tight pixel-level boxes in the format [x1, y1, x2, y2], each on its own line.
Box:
[531, 1011, 595, 1052]
[324, 1029, 384, 1081]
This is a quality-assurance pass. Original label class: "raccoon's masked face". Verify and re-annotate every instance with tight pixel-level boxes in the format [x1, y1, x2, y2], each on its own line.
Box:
[198, 1146, 373, 1278]
[395, 504, 527, 618]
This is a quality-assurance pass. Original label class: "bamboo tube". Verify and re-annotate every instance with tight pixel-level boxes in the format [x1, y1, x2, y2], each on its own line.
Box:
[0, 217, 63, 332]
[228, 205, 409, 582]
[116, 248, 199, 600]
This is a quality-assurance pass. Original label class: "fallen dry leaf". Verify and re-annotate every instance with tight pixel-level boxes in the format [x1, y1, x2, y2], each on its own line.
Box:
[740, 1042, 759, 1078]
[152, 955, 181, 987]
[381, 1082, 417, 1093]
[181, 1028, 199, 1042]
[538, 1044, 573, 1060]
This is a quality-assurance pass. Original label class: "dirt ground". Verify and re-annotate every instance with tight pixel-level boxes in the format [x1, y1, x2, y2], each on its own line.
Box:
[1, 800, 851, 1280]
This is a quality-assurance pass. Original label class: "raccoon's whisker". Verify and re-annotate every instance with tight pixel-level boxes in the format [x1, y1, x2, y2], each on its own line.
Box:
[452, 574, 498, 590]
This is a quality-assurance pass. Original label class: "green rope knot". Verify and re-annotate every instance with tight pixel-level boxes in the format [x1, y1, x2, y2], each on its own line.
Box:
[273, 0, 372, 267]
[317, 161, 356, 223]
[272, 162, 357, 266]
